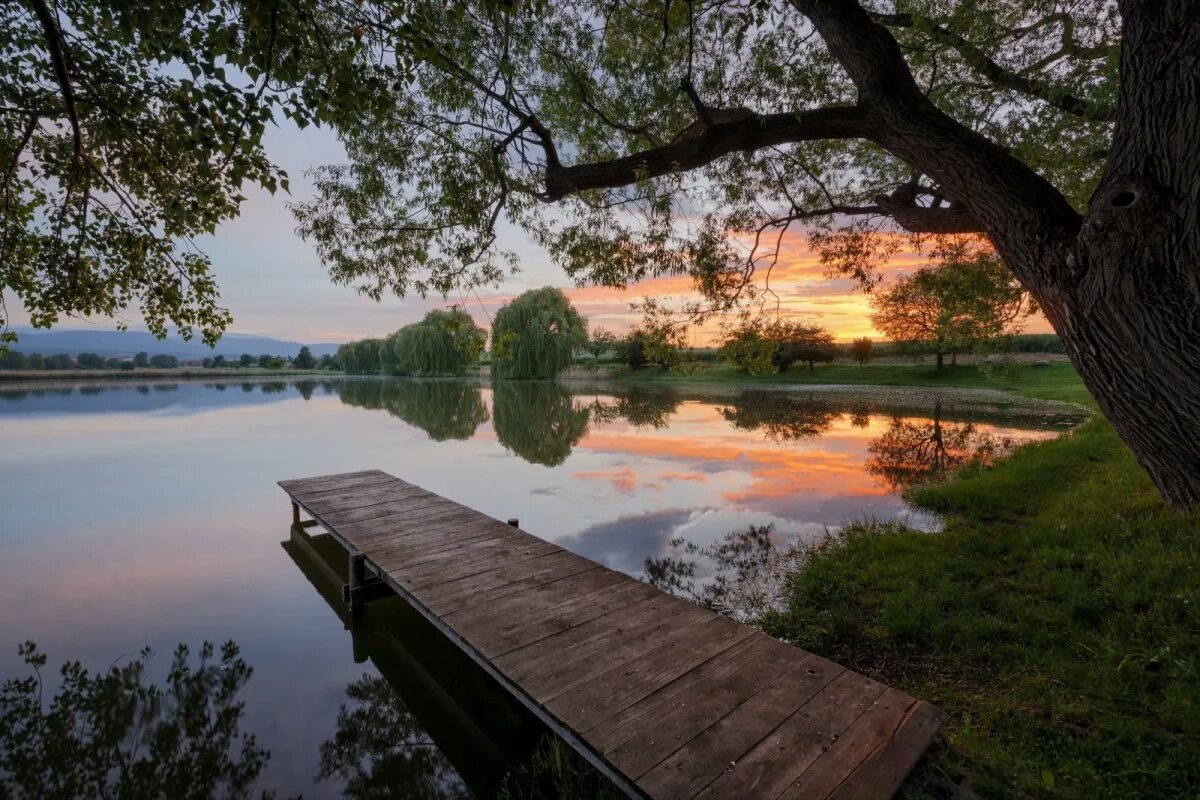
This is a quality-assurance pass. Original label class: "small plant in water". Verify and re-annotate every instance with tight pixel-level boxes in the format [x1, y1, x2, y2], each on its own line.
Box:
[497, 735, 624, 800]
[645, 523, 816, 622]
[0, 640, 271, 799]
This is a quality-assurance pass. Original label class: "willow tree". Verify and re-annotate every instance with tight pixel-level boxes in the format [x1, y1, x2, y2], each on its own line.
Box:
[489, 288, 586, 379]
[389, 308, 486, 376]
[337, 339, 384, 375]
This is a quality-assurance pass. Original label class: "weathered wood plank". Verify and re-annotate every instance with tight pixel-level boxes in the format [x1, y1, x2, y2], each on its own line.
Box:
[279, 470, 940, 800]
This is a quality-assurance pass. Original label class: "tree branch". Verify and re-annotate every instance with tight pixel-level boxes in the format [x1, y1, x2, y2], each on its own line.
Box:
[870, 11, 1113, 122]
[28, 0, 82, 162]
[543, 105, 867, 199]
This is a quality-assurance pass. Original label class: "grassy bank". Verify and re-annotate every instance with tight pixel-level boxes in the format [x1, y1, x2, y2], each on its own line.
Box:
[600, 361, 1091, 405]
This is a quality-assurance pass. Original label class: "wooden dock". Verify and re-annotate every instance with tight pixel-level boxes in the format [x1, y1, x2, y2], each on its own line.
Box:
[280, 469, 941, 799]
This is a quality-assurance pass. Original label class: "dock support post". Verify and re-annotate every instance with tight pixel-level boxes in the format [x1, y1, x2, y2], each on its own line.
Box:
[292, 501, 301, 527]
[507, 518, 519, 528]
[348, 552, 367, 622]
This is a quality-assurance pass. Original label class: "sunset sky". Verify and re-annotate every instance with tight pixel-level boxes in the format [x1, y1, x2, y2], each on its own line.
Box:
[4, 119, 1052, 345]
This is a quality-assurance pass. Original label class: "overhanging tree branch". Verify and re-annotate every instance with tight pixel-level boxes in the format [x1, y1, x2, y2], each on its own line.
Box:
[869, 10, 1113, 122]
[542, 105, 867, 198]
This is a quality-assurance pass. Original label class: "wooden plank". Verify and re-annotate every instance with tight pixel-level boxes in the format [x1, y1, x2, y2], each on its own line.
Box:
[469, 578, 658, 657]
[777, 688, 922, 800]
[281, 471, 392, 495]
[278, 469, 383, 491]
[636, 660, 846, 800]
[495, 591, 684, 681]
[827, 702, 942, 800]
[420, 550, 602, 616]
[510, 597, 718, 702]
[279, 470, 940, 800]
[597, 636, 803, 779]
[546, 616, 757, 732]
[690, 671, 888, 800]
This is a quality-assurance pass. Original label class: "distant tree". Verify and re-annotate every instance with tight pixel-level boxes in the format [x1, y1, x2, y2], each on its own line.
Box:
[718, 319, 836, 374]
[27, 353, 44, 370]
[774, 322, 837, 372]
[120, 360, 135, 371]
[149, 354, 178, 369]
[318, 353, 338, 370]
[614, 333, 648, 370]
[581, 328, 619, 367]
[851, 338, 873, 366]
[256, 355, 286, 369]
[44, 353, 73, 370]
[104, 357, 122, 369]
[0, 350, 29, 370]
[718, 322, 780, 376]
[338, 340, 384, 375]
[490, 288, 586, 379]
[387, 308, 486, 376]
[133, 351, 150, 368]
[75, 352, 104, 369]
[209, 355, 226, 368]
[871, 251, 1033, 370]
[293, 346, 318, 370]
[202, 358, 214, 368]
[619, 302, 687, 370]
[239, 354, 255, 368]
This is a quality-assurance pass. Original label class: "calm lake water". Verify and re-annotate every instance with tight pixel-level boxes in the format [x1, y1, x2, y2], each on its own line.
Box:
[0, 377, 1082, 797]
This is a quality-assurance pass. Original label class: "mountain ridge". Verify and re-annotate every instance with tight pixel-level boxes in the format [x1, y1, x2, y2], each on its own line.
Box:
[6, 328, 342, 360]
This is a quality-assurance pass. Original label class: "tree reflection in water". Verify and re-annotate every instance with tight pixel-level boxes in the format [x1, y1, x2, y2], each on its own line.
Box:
[586, 388, 681, 431]
[491, 381, 589, 467]
[0, 641, 270, 800]
[338, 379, 490, 442]
[865, 401, 1012, 491]
[718, 391, 840, 442]
[317, 674, 470, 800]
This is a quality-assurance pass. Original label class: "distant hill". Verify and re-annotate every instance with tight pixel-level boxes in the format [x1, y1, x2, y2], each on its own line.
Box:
[7, 328, 342, 360]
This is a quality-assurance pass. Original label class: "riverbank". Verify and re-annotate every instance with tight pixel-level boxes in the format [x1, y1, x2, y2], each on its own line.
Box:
[618, 363, 1196, 798]
[589, 361, 1090, 405]
[0, 367, 335, 382]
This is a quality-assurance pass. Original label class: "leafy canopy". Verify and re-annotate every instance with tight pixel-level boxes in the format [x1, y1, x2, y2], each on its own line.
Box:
[289, 0, 1117, 315]
[1, 0, 404, 347]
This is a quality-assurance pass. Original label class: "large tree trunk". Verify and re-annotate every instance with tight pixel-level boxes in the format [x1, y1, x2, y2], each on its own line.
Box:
[1043, 267, 1200, 507]
[1028, 0, 1200, 507]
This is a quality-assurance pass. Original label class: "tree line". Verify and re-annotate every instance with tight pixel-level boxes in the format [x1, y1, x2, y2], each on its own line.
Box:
[0, 347, 336, 371]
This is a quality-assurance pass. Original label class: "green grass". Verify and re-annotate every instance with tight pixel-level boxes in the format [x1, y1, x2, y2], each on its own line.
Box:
[712, 364, 1200, 798]
[606, 361, 1093, 405]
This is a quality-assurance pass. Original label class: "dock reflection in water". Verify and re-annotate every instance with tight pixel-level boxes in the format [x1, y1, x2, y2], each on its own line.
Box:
[284, 524, 549, 799]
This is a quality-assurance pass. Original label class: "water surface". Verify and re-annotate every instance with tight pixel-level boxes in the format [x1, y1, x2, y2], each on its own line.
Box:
[0, 377, 1081, 796]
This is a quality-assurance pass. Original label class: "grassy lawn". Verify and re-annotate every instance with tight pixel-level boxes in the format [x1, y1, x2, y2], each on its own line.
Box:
[622, 361, 1199, 798]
